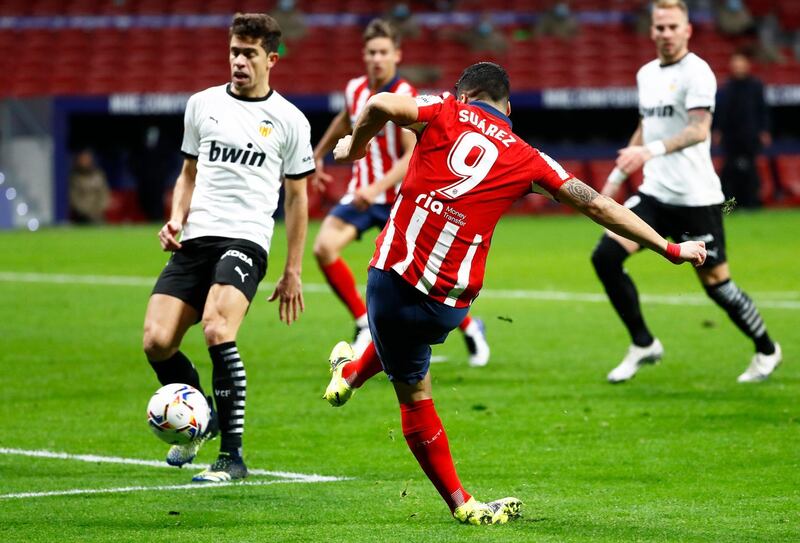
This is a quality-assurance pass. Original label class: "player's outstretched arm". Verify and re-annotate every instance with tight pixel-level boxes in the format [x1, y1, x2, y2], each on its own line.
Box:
[268, 177, 308, 325]
[558, 178, 707, 266]
[333, 93, 419, 163]
[616, 109, 712, 175]
[311, 109, 352, 191]
[158, 158, 197, 251]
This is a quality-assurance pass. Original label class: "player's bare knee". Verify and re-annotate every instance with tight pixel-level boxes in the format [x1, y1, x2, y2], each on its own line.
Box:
[142, 324, 177, 360]
[313, 238, 337, 265]
[201, 316, 230, 346]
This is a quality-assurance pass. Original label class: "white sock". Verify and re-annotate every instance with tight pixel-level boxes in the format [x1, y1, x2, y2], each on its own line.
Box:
[463, 320, 480, 336]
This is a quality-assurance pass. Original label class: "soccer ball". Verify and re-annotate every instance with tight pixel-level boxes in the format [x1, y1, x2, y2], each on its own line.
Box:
[146, 384, 210, 445]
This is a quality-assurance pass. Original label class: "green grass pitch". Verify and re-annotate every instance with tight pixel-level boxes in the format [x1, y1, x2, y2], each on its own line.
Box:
[0, 209, 798, 542]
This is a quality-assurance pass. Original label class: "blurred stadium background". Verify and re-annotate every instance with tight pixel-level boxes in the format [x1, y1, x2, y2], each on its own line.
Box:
[1, 0, 799, 230]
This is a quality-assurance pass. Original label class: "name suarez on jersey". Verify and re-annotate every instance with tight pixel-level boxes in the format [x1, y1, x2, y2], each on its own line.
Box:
[458, 110, 516, 147]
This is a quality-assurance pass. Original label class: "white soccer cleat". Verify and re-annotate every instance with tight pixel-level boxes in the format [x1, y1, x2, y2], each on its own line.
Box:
[737, 343, 782, 383]
[606, 339, 664, 383]
[166, 400, 218, 467]
[453, 496, 523, 525]
[464, 317, 491, 367]
[323, 341, 356, 407]
[351, 324, 372, 358]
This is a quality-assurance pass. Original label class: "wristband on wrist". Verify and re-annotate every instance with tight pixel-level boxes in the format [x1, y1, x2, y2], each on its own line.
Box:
[646, 140, 667, 157]
[607, 167, 628, 186]
[665, 242, 682, 264]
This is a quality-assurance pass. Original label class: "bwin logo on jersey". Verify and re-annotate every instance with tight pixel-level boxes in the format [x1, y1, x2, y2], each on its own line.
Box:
[258, 120, 273, 137]
[641, 105, 675, 118]
[221, 249, 253, 267]
[209, 140, 266, 167]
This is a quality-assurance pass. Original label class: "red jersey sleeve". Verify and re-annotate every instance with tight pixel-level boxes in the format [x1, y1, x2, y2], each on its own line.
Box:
[414, 94, 448, 123]
[529, 148, 573, 198]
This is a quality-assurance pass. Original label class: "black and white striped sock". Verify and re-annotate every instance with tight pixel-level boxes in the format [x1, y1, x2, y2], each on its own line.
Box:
[209, 342, 246, 457]
[705, 279, 775, 355]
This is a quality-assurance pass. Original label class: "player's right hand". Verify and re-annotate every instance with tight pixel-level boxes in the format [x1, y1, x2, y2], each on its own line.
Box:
[311, 157, 334, 192]
[353, 185, 378, 211]
[677, 240, 706, 267]
[158, 220, 182, 251]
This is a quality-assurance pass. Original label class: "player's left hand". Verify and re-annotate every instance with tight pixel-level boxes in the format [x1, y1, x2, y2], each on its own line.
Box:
[333, 135, 367, 163]
[268, 271, 305, 325]
[676, 240, 707, 267]
[616, 145, 651, 175]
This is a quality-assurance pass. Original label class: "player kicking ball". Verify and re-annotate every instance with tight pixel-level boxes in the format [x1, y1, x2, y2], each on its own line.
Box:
[325, 62, 706, 524]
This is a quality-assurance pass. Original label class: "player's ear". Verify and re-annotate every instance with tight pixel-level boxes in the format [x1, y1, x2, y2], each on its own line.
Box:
[457, 93, 469, 104]
[506, 100, 511, 116]
[267, 51, 279, 67]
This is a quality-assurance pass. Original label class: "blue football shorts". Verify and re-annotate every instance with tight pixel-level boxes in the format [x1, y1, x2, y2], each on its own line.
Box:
[366, 267, 468, 384]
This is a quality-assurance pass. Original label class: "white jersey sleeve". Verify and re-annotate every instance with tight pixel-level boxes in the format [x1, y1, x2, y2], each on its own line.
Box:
[685, 61, 716, 111]
[282, 114, 315, 179]
[181, 94, 200, 157]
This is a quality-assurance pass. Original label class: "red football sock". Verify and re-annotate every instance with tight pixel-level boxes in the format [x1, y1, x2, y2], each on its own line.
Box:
[321, 257, 367, 319]
[400, 399, 471, 512]
[341, 341, 382, 388]
[458, 314, 473, 331]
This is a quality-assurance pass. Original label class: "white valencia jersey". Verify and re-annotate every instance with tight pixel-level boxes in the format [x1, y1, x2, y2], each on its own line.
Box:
[342, 75, 417, 205]
[180, 84, 314, 252]
[637, 53, 724, 206]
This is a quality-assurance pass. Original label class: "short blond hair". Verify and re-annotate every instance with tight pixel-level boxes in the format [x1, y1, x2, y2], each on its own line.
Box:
[653, 0, 689, 17]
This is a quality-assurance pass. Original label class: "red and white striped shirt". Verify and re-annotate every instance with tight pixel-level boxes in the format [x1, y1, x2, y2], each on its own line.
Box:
[369, 94, 573, 308]
[343, 75, 417, 205]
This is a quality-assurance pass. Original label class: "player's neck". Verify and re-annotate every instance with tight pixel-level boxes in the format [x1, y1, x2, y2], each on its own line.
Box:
[659, 49, 690, 66]
[369, 71, 396, 92]
[231, 79, 272, 100]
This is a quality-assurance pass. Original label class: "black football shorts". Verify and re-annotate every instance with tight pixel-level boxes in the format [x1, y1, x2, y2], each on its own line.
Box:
[152, 236, 268, 315]
[624, 192, 727, 268]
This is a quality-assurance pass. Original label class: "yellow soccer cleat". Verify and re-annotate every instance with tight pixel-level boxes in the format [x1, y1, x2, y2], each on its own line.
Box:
[453, 496, 523, 525]
[323, 341, 356, 407]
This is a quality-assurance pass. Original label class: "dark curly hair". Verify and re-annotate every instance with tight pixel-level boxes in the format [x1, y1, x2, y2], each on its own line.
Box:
[229, 13, 282, 53]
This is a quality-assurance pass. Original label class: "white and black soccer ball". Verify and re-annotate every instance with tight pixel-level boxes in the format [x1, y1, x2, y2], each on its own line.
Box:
[146, 384, 210, 445]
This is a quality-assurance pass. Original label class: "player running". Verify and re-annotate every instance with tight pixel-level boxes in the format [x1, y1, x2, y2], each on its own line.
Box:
[326, 62, 707, 524]
[312, 19, 490, 366]
[593, 0, 781, 383]
[142, 13, 313, 482]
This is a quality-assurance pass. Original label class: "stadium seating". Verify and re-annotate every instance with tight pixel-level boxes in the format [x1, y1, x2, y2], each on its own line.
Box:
[2, 1, 800, 96]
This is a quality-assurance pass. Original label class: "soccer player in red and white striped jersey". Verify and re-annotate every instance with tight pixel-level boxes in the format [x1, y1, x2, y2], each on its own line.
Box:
[312, 19, 489, 364]
[326, 62, 707, 524]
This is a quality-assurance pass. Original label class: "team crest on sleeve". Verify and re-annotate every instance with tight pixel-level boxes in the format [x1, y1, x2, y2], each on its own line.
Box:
[258, 120, 273, 137]
[415, 95, 443, 106]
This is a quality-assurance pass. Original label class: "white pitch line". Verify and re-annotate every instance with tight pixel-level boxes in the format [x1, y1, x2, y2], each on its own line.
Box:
[1, 271, 798, 309]
[0, 447, 349, 483]
[0, 479, 309, 500]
